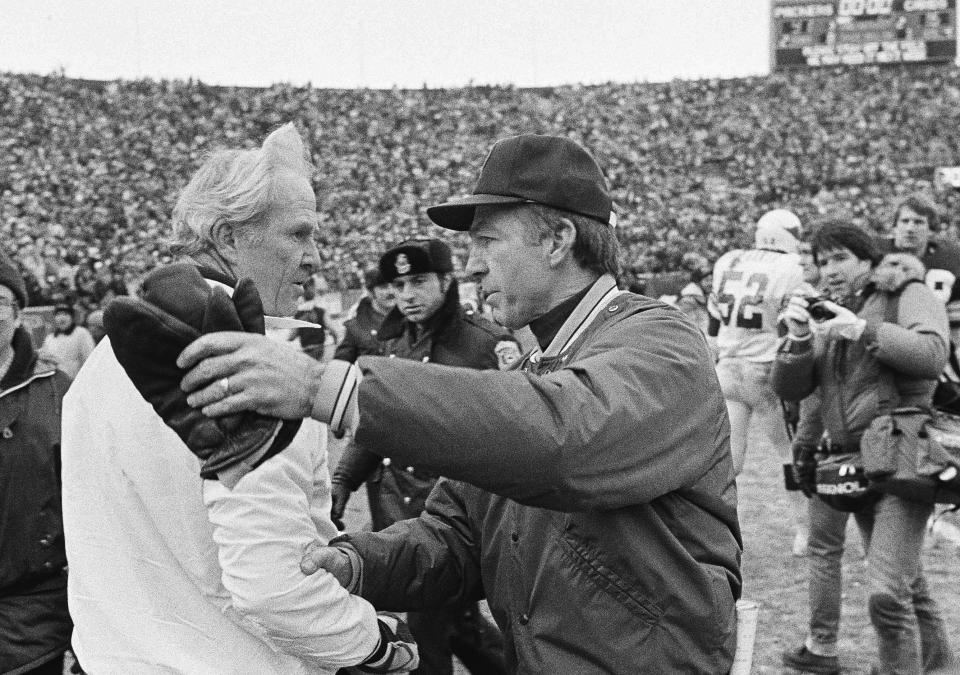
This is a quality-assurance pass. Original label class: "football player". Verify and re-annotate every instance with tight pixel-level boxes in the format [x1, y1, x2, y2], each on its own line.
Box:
[709, 209, 809, 555]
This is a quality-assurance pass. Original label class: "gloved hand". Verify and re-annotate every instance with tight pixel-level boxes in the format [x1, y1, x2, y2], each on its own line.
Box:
[792, 444, 818, 498]
[330, 481, 352, 530]
[352, 613, 419, 674]
[817, 301, 866, 341]
[778, 294, 813, 339]
[300, 540, 361, 592]
[104, 264, 301, 486]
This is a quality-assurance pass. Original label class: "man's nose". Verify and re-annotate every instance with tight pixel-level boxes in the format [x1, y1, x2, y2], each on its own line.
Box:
[304, 239, 321, 272]
[465, 249, 485, 281]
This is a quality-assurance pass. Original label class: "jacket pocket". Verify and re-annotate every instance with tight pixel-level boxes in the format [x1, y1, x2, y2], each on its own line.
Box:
[558, 532, 662, 625]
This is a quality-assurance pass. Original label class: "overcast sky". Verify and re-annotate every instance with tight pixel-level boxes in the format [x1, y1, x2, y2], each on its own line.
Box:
[0, 1, 772, 88]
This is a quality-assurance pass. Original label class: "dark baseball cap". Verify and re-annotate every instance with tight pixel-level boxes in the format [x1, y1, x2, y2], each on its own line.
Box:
[426, 134, 617, 231]
[379, 239, 454, 283]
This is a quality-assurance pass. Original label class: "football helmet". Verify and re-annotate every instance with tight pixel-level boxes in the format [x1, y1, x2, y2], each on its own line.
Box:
[754, 209, 802, 255]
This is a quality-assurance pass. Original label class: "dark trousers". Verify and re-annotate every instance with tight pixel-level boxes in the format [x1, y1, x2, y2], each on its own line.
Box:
[408, 603, 506, 675]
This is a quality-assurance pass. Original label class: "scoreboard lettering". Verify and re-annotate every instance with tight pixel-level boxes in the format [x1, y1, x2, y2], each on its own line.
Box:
[773, 3, 835, 17]
[838, 0, 894, 16]
[772, 0, 956, 68]
[904, 0, 950, 10]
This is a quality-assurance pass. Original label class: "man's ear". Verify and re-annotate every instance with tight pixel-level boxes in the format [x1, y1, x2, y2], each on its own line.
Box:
[548, 218, 577, 268]
[209, 222, 240, 263]
[439, 273, 453, 294]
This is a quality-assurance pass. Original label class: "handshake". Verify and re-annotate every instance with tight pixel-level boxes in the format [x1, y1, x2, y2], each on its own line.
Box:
[356, 613, 420, 674]
[299, 541, 420, 674]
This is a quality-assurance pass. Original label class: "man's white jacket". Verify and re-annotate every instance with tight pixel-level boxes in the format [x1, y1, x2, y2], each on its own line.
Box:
[62, 326, 379, 674]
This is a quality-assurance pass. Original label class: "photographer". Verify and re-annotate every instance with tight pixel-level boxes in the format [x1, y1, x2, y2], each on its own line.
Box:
[773, 219, 955, 675]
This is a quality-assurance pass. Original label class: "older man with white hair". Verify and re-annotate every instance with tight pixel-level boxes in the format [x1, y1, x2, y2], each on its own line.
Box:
[167, 134, 741, 674]
[61, 124, 416, 674]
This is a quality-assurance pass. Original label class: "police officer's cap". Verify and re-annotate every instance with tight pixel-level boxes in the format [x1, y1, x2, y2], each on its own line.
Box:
[379, 239, 454, 284]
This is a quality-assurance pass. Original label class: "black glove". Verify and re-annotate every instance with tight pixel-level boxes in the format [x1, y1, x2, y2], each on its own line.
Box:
[351, 613, 419, 674]
[104, 264, 301, 484]
[330, 481, 351, 530]
[792, 444, 818, 498]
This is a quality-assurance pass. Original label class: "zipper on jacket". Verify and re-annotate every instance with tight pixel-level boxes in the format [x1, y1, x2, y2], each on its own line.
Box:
[0, 369, 56, 401]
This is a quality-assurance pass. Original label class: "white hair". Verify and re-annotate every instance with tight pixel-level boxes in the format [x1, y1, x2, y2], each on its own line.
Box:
[170, 123, 314, 255]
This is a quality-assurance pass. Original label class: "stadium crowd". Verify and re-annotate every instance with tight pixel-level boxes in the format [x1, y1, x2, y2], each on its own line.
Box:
[5, 63, 960, 311]
[3, 61, 960, 674]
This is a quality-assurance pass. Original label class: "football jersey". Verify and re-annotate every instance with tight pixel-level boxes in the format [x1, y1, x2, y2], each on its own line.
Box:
[884, 236, 960, 326]
[708, 249, 804, 361]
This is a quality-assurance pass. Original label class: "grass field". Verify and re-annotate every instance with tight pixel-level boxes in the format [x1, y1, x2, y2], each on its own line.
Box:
[739, 432, 960, 674]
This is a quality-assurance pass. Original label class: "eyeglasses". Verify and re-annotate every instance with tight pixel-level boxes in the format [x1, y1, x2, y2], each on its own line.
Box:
[0, 300, 18, 320]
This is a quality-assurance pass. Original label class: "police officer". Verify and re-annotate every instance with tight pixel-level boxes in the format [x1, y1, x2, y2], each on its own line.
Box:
[333, 268, 395, 364]
[331, 238, 508, 675]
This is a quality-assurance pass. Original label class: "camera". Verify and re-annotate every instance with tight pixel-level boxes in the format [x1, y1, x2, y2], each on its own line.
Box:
[803, 295, 836, 322]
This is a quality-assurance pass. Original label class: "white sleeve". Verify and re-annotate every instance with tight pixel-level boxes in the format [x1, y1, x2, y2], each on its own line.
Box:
[203, 443, 379, 668]
[307, 436, 340, 541]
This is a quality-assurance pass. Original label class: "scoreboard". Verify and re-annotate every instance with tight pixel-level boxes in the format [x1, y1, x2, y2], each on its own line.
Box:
[772, 0, 956, 68]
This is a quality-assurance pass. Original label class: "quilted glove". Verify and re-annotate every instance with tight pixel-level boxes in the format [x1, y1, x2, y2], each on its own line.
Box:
[104, 263, 301, 486]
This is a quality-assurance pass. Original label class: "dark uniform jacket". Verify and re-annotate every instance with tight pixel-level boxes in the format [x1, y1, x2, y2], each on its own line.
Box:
[0, 327, 72, 674]
[333, 296, 388, 363]
[333, 282, 506, 528]
[336, 275, 742, 673]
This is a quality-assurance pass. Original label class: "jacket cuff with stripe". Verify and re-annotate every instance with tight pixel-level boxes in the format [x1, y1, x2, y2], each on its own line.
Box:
[312, 359, 361, 435]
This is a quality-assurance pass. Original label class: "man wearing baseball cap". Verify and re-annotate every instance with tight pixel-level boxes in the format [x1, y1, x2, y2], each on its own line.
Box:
[331, 238, 508, 675]
[173, 134, 742, 673]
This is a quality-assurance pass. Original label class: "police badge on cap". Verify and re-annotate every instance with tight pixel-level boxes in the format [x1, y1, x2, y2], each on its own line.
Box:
[379, 239, 454, 283]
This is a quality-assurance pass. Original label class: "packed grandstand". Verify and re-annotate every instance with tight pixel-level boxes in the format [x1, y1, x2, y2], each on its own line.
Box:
[3, 63, 960, 312]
